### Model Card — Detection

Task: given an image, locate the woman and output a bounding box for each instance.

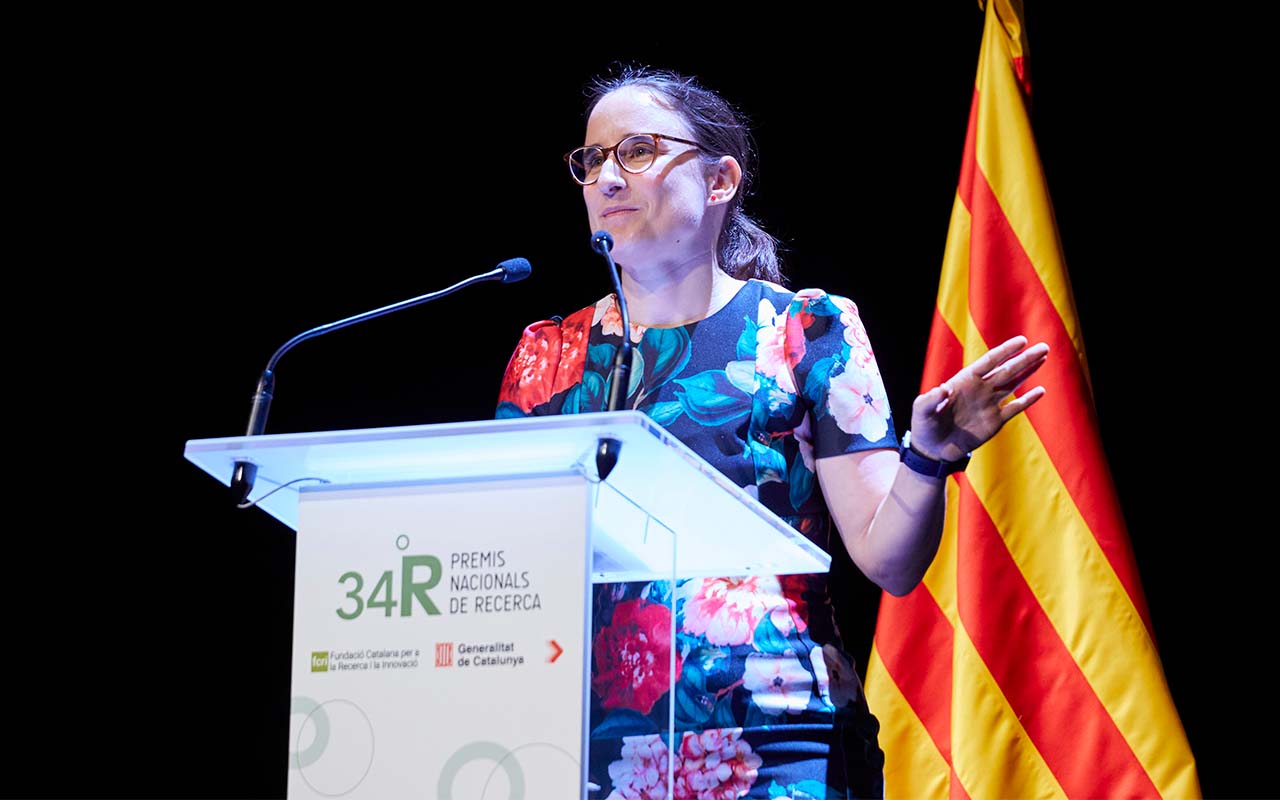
[498,68,1047,799]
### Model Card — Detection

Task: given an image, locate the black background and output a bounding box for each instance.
[17,7,1266,798]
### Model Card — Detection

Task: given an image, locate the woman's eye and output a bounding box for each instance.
[622,144,654,163]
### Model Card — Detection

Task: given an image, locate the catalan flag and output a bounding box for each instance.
[863,2,1200,797]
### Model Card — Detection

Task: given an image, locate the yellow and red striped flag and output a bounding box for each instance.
[864,2,1200,797]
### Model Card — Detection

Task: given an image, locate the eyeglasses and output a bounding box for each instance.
[564,132,703,185]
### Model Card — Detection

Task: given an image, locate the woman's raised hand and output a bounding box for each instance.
[907,336,1049,463]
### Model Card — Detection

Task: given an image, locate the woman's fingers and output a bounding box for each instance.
[969,335,1030,379]
[915,383,951,415]
[1002,360,1048,397]
[978,341,1049,388]
[935,384,954,414]
[999,385,1047,421]
[991,348,1049,394]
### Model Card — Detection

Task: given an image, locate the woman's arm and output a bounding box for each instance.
[817,336,1048,596]
[816,449,945,596]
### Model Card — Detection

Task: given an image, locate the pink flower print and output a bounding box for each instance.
[742,651,814,715]
[831,295,876,364]
[827,365,890,442]
[830,293,856,316]
[594,295,624,337]
[847,344,877,374]
[743,651,813,716]
[606,734,673,800]
[681,576,781,646]
[843,316,872,354]
[755,300,797,394]
[605,730,762,800]
[594,296,646,342]
[675,729,762,800]
[844,321,870,351]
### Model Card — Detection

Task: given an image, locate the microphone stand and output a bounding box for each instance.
[230,259,531,504]
[592,232,630,481]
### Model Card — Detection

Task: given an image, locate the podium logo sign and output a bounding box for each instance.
[330,539,546,624]
[336,555,443,621]
[311,651,329,672]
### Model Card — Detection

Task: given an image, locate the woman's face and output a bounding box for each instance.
[582,86,722,268]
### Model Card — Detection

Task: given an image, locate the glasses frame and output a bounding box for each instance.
[564,132,703,186]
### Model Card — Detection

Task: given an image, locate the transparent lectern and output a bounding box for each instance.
[185,411,830,798]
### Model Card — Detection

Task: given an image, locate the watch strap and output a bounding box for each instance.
[899,430,971,478]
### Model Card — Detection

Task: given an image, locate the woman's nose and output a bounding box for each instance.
[595,152,627,195]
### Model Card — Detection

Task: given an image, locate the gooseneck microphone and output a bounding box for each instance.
[591,231,630,480]
[229,257,533,505]
[593,231,633,413]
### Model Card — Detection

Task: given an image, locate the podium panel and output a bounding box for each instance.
[289,473,626,797]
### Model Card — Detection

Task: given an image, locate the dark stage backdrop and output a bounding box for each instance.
[22,7,1262,798]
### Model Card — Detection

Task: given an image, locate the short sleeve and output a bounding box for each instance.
[786,289,897,458]
[495,304,594,418]
[496,320,562,417]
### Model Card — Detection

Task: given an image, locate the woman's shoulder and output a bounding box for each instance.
[560,293,618,330]
[748,280,859,317]
[510,293,610,337]
[497,296,604,415]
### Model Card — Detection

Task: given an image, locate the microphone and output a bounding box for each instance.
[590,231,631,480]
[497,257,532,283]
[591,231,613,256]
[229,258,533,505]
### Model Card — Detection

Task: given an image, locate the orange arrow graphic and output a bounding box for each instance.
[548,640,563,663]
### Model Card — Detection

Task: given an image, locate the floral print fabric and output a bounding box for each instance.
[497,279,895,798]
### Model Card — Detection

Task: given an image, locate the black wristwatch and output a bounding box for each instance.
[899,431,971,478]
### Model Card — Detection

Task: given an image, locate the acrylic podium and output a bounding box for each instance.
[184,411,830,798]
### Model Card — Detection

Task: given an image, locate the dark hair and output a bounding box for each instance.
[586,66,784,284]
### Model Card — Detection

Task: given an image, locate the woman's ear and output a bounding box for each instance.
[707,155,743,206]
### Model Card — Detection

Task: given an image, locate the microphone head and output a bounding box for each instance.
[498,257,532,283]
[591,230,614,255]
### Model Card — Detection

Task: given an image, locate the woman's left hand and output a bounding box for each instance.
[908,336,1049,463]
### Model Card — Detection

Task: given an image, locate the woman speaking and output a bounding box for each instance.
[498,67,1047,799]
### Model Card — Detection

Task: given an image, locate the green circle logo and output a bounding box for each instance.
[437,742,525,799]
[289,696,330,768]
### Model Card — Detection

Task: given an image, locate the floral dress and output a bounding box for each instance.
[497,279,896,799]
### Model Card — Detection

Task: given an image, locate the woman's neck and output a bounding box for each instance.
[618,251,747,328]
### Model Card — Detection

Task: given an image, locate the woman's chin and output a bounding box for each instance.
[603,236,644,265]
